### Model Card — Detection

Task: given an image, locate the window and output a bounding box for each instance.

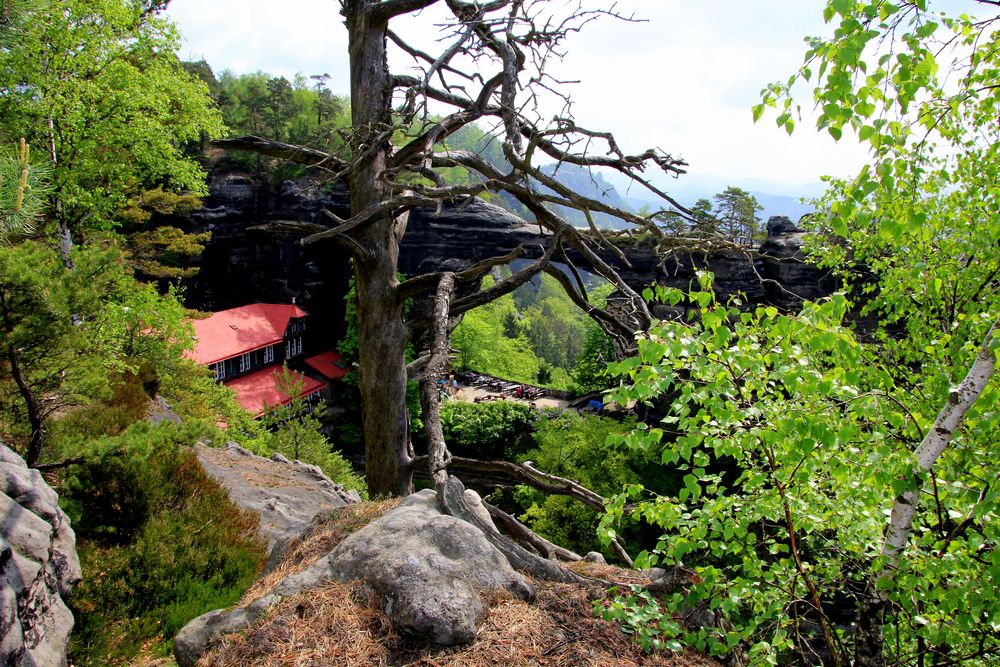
[214,362,226,381]
[286,336,302,358]
[263,345,274,364]
[239,352,252,373]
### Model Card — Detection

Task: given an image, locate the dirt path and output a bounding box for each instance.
[450,385,572,410]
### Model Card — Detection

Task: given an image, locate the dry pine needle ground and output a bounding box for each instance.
[200,500,721,667]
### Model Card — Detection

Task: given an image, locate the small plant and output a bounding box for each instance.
[64,421,267,666]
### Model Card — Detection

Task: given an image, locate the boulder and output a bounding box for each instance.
[0,445,82,667]
[194,443,360,565]
[276,488,534,644]
[175,488,535,665]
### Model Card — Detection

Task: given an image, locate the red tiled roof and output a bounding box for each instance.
[188,303,308,365]
[304,350,350,380]
[225,366,327,417]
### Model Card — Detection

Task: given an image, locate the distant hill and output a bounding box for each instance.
[535,163,634,230]
[748,191,814,224]
[604,170,822,226]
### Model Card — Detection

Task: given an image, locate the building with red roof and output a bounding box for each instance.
[225,365,326,417]
[304,350,351,380]
[189,303,309,381]
[188,303,327,418]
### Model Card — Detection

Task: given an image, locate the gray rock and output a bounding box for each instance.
[174,488,535,663]
[146,396,181,425]
[0,445,81,667]
[194,443,358,562]
[583,551,606,564]
[276,489,534,645]
[174,594,279,667]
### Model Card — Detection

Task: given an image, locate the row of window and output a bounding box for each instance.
[211,338,305,381]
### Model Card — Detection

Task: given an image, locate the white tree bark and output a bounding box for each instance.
[881,317,998,570]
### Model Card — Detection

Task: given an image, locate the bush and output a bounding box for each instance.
[511,410,673,560]
[439,400,536,460]
[64,421,267,666]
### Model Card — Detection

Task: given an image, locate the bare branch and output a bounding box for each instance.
[445,455,634,566]
[301,193,453,245]
[483,501,582,562]
[210,136,345,171]
[401,245,525,299]
[372,0,438,23]
[449,235,559,316]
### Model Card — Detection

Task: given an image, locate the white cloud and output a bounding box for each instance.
[166,0,870,191]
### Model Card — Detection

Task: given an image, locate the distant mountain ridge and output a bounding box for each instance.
[503,160,817,229]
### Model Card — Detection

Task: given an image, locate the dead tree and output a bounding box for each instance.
[215,0,701,499]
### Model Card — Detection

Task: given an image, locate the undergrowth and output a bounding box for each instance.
[64,421,267,666]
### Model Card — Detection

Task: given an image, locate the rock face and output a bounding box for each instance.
[180,170,833,336]
[759,216,838,309]
[174,488,534,666]
[185,172,353,339]
[194,443,360,566]
[0,445,81,667]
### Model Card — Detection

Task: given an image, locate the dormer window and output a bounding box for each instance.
[239,352,252,373]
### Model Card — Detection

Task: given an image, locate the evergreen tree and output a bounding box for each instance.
[0,0,223,261]
[712,186,763,244]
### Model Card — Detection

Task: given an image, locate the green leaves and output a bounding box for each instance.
[603,259,999,661]
[0,0,224,233]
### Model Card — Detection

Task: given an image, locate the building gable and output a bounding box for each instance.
[189,303,308,365]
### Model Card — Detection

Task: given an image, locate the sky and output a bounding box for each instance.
[165,0,874,197]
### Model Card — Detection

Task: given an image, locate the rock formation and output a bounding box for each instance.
[0,445,81,667]
[174,488,535,665]
[179,170,834,332]
[194,443,360,567]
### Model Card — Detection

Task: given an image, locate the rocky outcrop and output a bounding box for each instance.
[174,488,535,665]
[180,170,833,330]
[194,443,360,567]
[0,445,81,667]
[759,216,838,308]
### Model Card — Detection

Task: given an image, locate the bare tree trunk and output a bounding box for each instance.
[855,318,998,666]
[346,0,414,497]
[419,272,455,492]
[6,347,44,467]
[418,273,591,583]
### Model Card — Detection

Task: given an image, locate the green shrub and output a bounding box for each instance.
[64,421,266,666]
[439,400,536,460]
